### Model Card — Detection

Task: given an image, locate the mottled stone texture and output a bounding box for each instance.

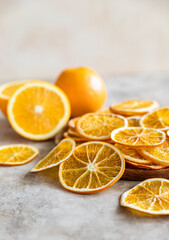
[0,76,169,240]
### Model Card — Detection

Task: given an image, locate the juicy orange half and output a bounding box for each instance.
[111,127,165,148]
[121,178,169,215]
[0,144,39,165]
[7,81,71,140]
[31,138,75,172]
[59,141,125,194]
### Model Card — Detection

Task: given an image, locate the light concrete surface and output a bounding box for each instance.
[0,76,169,240]
[1,0,169,80]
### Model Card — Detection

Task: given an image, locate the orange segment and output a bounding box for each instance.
[111,127,165,148]
[110,100,159,116]
[0,144,39,165]
[140,107,169,131]
[127,116,140,127]
[121,178,169,215]
[31,138,75,172]
[76,113,128,140]
[7,82,71,140]
[59,141,125,194]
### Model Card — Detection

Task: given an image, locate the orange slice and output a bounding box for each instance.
[167,131,169,138]
[59,141,125,194]
[67,128,80,137]
[7,81,71,140]
[76,113,128,140]
[127,116,140,127]
[114,143,151,165]
[110,100,159,116]
[97,108,112,114]
[138,139,169,166]
[121,178,169,215]
[68,117,79,130]
[31,138,75,172]
[126,161,165,170]
[0,144,39,165]
[140,107,169,131]
[0,80,28,116]
[111,127,165,148]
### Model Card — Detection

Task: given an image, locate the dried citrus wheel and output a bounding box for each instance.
[0,80,28,116]
[126,160,165,170]
[121,178,169,215]
[138,139,169,166]
[31,138,75,172]
[59,141,125,194]
[114,144,151,165]
[63,132,86,142]
[140,107,169,131]
[67,128,80,137]
[111,127,165,148]
[97,108,112,114]
[127,116,140,127]
[0,144,39,165]
[7,81,71,140]
[76,113,128,140]
[68,117,79,130]
[110,100,159,116]
[167,131,169,138]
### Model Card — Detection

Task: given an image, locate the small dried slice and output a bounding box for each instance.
[138,139,169,166]
[111,127,165,148]
[31,138,75,172]
[114,143,151,165]
[127,116,140,127]
[59,141,125,194]
[97,108,112,114]
[126,160,166,170]
[0,144,39,165]
[76,113,128,140]
[121,178,169,215]
[110,100,159,116]
[67,128,80,137]
[167,131,169,138]
[68,117,79,130]
[140,107,169,131]
[63,132,86,142]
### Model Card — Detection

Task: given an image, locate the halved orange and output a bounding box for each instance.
[31,138,75,172]
[127,116,140,127]
[0,144,39,165]
[76,113,128,140]
[138,138,169,166]
[110,100,159,116]
[7,81,71,140]
[121,178,169,215]
[59,141,125,194]
[140,107,169,131]
[68,117,79,130]
[111,127,165,148]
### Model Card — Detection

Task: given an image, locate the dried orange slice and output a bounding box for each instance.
[0,144,39,165]
[97,108,112,114]
[68,117,79,130]
[111,127,165,148]
[167,131,169,138]
[110,100,159,116]
[76,113,128,140]
[63,132,86,142]
[140,107,169,131]
[59,141,125,194]
[138,139,169,166]
[114,144,151,165]
[7,81,71,140]
[126,161,165,170]
[121,178,169,215]
[127,116,140,127]
[31,138,75,172]
[67,128,80,137]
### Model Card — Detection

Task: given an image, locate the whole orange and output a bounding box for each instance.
[55,67,107,117]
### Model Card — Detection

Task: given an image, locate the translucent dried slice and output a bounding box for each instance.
[63,132,86,142]
[126,160,166,170]
[68,117,79,130]
[127,116,140,127]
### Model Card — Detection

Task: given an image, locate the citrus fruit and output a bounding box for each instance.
[126,161,165,170]
[110,100,159,116]
[76,113,128,140]
[97,108,112,114]
[140,107,169,131]
[138,138,169,166]
[0,144,39,165]
[59,141,125,194]
[167,131,169,138]
[63,132,86,142]
[68,117,79,130]
[0,80,28,116]
[111,127,165,148]
[31,138,75,172]
[121,178,169,215]
[127,116,140,127]
[67,128,80,137]
[56,67,107,117]
[7,81,71,140]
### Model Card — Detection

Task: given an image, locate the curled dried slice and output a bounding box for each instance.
[127,116,140,127]
[68,117,79,130]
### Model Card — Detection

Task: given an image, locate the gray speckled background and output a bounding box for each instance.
[1,76,169,240]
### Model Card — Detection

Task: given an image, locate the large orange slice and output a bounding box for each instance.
[121,178,169,215]
[0,144,39,165]
[110,100,159,116]
[76,113,128,140]
[31,138,75,172]
[111,127,165,148]
[140,107,169,131]
[59,141,125,194]
[7,81,71,140]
